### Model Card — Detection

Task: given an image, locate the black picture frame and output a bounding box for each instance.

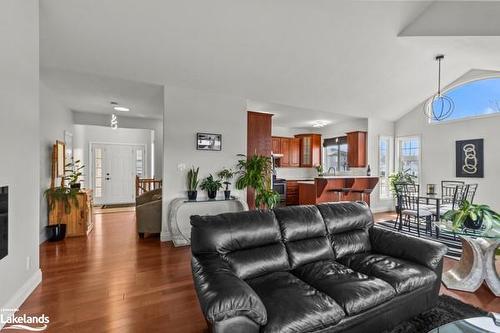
[456,139,484,178]
[196,133,222,151]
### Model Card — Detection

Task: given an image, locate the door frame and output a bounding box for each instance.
[89,142,148,205]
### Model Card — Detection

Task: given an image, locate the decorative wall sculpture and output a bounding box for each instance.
[456,139,484,178]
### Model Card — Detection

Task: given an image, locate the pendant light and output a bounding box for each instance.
[424,55,454,121]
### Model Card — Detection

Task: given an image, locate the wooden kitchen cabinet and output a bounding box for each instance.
[280,138,290,166]
[346,131,367,167]
[286,180,299,205]
[48,190,94,237]
[295,134,322,167]
[289,138,300,167]
[272,137,281,155]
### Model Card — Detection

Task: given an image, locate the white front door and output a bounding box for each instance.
[92,144,144,205]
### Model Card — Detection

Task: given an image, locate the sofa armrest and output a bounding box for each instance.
[192,254,267,327]
[370,226,447,271]
[136,200,162,233]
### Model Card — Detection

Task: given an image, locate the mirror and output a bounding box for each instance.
[55,140,66,178]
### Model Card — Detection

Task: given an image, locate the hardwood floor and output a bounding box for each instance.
[10,210,499,333]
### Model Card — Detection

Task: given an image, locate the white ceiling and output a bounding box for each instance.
[39,0,500,121]
[41,67,164,119]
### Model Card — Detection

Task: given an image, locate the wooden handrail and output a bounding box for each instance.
[136,176,163,196]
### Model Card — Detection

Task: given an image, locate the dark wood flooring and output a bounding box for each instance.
[9,210,499,332]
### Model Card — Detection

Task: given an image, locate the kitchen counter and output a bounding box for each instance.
[298,176,379,206]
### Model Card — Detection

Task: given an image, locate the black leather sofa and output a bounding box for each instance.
[191,202,447,333]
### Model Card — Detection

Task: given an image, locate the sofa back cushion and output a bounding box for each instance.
[274,205,334,269]
[191,210,289,280]
[317,202,373,259]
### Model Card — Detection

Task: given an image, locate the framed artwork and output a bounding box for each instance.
[197,133,222,151]
[456,139,484,178]
[56,140,66,178]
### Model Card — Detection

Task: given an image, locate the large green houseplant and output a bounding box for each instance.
[388,169,417,198]
[235,154,280,210]
[442,200,500,231]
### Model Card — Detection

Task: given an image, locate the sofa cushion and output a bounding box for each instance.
[247,271,345,333]
[293,260,396,316]
[274,206,334,268]
[191,210,289,279]
[317,202,373,259]
[339,253,437,294]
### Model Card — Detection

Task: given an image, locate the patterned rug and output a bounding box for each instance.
[384,295,488,333]
[377,220,462,260]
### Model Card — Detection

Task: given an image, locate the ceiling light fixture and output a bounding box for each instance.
[110,101,130,112]
[312,120,330,128]
[424,55,454,122]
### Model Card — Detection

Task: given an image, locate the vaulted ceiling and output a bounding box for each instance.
[40,0,500,121]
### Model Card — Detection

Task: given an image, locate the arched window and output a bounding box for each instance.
[430,77,500,122]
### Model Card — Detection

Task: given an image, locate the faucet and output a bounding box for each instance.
[327,167,336,176]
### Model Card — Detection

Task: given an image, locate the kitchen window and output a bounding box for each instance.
[323,136,348,173]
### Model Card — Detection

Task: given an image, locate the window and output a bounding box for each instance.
[430,77,500,123]
[396,136,420,182]
[378,136,393,199]
[94,148,103,198]
[136,148,144,177]
[323,137,348,173]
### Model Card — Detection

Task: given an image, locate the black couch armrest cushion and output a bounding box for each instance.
[370,226,448,270]
[192,254,267,326]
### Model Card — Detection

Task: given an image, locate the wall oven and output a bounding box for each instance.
[272,178,287,207]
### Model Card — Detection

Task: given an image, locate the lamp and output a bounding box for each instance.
[424,55,454,122]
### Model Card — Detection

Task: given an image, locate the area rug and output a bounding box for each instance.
[384,295,487,333]
[377,220,462,260]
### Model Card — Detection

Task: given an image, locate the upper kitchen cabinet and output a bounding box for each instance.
[346,131,367,167]
[272,137,292,167]
[295,134,322,167]
[289,138,300,167]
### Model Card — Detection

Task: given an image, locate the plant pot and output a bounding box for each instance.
[46,224,67,242]
[187,190,198,201]
[224,190,231,200]
[463,217,483,230]
[70,183,81,190]
[207,190,217,199]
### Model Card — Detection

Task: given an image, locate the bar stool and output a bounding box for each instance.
[352,188,372,204]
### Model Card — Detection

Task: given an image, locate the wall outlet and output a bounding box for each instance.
[26,256,30,270]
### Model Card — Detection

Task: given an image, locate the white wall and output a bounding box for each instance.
[317,118,368,139]
[0,0,41,325]
[396,103,500,211]
[367,117,395,212]
[73,111,163,179]
[162,86,247,241]
[73,125,154,192]
[39,83,74,243]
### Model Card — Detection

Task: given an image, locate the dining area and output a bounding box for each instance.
[388,180,500,298]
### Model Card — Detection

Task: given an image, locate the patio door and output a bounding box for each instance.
[92,144,144,205]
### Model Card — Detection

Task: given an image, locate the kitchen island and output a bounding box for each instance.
[298,176,379,206]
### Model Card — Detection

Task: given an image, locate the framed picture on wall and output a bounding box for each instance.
[456,139,484,178]
[197,133,222,151]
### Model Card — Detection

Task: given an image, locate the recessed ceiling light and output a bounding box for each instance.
[311,120,331,128]
[113,106,130,112]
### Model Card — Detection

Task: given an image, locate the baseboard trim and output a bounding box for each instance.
[0,269,42,330]
[160,231,172,242]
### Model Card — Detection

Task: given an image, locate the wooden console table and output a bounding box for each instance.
[48,190,94,237]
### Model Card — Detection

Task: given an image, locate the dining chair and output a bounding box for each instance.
[398,184,433,237]
[441,180,465,204]
[429,183,468,218]
[465,183,478,204]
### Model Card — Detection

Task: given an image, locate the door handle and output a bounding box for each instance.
[106,178,110,181]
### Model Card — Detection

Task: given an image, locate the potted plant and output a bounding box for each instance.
[217,168,234,200]
[64,160,84,189]
[388,169,417,213]
[200,174,223,199]
[442,201,500,231]
[315,165,324,177]
[44,186,80,241]
[235,154,280,210]
[187,166,200,200]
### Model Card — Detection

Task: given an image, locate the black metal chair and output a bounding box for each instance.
[465,183,478,204]
[441,180,465,204]
[397,183,432,237]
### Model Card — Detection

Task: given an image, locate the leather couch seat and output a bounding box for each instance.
[247,271,345,333]
[293,260,396,316]
[339,253,437,294]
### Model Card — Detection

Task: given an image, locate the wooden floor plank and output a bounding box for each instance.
[7,210,499,332]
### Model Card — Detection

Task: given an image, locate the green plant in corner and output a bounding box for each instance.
[235,154,280,210]
[442,200,500,232]
[388,169,417,198]
[44,186,80,214]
